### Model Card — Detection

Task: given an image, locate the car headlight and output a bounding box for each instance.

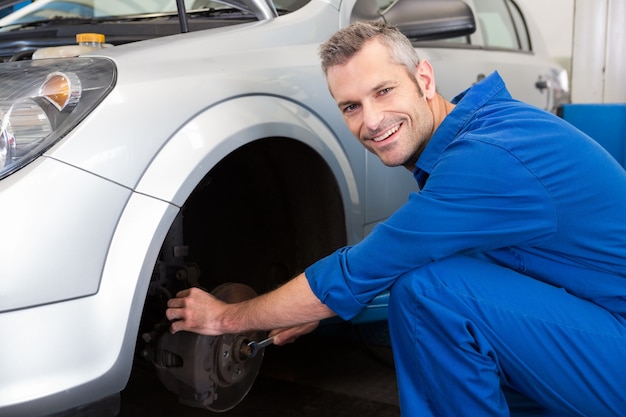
[0,57,116,180]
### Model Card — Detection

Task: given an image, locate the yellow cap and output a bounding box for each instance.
[76,33,105,44]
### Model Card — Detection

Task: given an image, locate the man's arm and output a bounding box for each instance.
[166,272,336,342]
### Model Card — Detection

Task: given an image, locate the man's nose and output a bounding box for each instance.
[362,101,383,131]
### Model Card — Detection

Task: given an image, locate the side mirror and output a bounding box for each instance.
[352,0,476,41]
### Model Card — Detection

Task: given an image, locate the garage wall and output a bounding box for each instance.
[570,0,625,103]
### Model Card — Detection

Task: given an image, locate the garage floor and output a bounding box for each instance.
[119,322,563,417]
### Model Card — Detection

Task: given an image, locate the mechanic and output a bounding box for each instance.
[166,21,626,416]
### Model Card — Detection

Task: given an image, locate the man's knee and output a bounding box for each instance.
[388,255,497,314]
[390,257,460,298]
[388,259,447,314]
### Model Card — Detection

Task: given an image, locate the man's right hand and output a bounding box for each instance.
[165,273,336,338]
[269,321,320,345]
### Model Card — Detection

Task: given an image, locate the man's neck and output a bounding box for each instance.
[402,94,455,171]
[431,93,456,132]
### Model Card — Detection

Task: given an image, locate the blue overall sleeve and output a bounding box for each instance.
[307,136,556,319]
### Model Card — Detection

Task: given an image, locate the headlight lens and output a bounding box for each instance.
[0,57,116,179]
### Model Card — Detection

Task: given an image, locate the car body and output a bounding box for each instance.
[0,0,569,415]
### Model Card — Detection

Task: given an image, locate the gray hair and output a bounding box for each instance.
[319,21,420,76]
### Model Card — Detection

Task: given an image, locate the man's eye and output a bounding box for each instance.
[379,87,392,96]
[343,104,358,113]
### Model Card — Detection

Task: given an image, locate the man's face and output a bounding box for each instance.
[326,39,435,169]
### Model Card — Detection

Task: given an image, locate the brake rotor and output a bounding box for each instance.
[155,283,266,412]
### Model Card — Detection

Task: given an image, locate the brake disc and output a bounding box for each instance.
[155,283,266,412]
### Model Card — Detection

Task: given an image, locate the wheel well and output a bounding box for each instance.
[180,137,347,294]
[134,137,348,397]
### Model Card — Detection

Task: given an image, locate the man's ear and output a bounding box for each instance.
[415,60,436,100]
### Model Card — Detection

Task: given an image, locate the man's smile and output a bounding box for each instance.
[369,122,402,143]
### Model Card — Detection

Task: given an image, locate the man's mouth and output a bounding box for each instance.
[372,124,400,142]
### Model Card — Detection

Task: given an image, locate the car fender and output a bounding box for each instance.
[0,189,177,416]
[134,94,362,237]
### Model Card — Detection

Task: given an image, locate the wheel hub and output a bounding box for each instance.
[155,283,266,412]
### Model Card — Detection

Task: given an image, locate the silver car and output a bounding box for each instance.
[0,0,568,415]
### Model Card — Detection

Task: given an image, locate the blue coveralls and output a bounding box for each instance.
[306,72,626,416]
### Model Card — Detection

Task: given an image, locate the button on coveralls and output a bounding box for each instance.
[306,72,626,416]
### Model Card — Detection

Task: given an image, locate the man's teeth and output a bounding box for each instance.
[373,125,399,142]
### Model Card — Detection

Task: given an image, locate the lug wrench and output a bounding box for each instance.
[240,336,275,359]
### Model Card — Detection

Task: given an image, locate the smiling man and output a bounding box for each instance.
[167,21,626,416]
[326,34,446,170]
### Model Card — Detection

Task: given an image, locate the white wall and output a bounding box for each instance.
[570,0,625,103]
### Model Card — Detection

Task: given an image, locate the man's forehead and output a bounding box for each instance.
[326,41,401,99]
[350,37,388,61]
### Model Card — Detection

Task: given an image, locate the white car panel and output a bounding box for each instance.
[0,191,178,416]
[0,157,130,311]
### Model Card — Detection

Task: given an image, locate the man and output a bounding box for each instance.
[167,21,626,416]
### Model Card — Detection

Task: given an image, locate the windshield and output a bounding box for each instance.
[0,0,308,28]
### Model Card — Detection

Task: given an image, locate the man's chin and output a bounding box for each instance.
[368,148,407,167]
[380,158,404,168]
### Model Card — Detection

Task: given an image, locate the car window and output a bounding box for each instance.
[473,0,528,51]
[506,0,530,51]
[382,0,470,47]
[429,35,470,46]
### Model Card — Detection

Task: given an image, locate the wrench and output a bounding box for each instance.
[240,336,274,359]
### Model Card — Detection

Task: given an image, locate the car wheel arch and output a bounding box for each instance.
[134,95,360,287]
[134,95,360,213]
[122,96,361,395]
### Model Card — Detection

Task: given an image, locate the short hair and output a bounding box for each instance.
[319,21,420,76]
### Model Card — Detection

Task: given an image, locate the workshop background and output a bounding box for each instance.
[522,0,625,167]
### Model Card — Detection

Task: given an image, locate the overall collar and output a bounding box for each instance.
[413,71,510,187]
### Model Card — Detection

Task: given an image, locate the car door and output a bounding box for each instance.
[417,0,568,112]
[466,0,568,112]
[472,0,557,110]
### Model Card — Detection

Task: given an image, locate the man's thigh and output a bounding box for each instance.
[390,255,626,416]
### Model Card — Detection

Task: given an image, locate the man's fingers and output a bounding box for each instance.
[168,319,185,334]
[165,291,191,322]
[165,306,181,321]
[164,287,230,336]
[167,288,191,306]
[175,288,192,298]
[164,287,216,335]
